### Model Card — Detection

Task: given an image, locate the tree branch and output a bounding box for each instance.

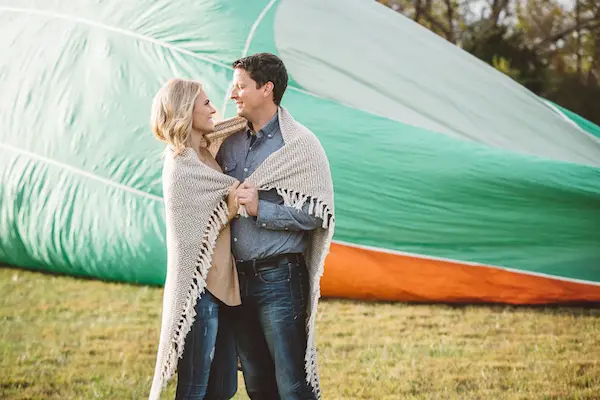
[419,1,452,39]
[587,23,600,85]
[414,0,423,22]
[490,0,510,26]
[445,0,456,43]
[535,18,600,49]
[576,0,582,79]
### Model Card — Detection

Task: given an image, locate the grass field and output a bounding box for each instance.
[1,267,599,400]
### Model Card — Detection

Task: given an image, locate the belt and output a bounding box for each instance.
[235,253,303,274]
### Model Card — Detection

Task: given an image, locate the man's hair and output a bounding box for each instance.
[232,53,288,106]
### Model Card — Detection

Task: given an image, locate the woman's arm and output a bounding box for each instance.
[221,181,240,230]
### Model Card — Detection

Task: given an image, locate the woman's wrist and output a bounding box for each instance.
[226,211,236,223]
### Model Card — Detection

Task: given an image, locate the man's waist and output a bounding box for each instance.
[230,220,308,262]
[235,253,304,274]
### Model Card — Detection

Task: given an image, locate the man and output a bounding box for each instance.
[216,53,322,399]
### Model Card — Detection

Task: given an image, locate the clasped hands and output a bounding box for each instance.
[226,180,258,220]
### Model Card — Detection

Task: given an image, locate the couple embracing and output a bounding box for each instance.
[148,53,335,400]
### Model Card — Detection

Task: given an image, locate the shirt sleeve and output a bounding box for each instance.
[256,199,323,231]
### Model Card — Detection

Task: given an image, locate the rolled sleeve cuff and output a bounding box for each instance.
[256,200,279,229]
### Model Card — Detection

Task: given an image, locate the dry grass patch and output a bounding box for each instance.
[1,267,599,399]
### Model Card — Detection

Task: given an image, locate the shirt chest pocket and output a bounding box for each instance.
[222,161,238,174]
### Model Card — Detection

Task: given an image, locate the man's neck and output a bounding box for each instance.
[248,104,278,134]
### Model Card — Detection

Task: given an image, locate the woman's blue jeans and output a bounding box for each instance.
[175,291,237,400]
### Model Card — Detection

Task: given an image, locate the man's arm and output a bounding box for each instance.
[236,182,323,231]
[256,199,322,231]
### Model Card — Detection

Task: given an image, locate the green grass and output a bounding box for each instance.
[1,267,600,399]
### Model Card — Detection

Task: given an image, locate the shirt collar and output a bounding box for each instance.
[247,112,279,140]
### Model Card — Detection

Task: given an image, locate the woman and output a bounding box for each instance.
[150,78,241,400]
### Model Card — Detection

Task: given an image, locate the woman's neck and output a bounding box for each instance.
[190,130,208,156]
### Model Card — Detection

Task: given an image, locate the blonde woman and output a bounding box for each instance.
[150,79,240,400]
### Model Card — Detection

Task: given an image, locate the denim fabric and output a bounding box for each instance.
[175,291,237,400]
[228,257,317,400]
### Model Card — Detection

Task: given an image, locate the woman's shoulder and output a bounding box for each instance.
[161,147,196,177]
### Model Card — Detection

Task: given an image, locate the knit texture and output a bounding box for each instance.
[149,107,335,399]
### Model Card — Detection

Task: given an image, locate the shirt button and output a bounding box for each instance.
[233,238,238,242]
[243,168,248,172]
[261,223,266,227]
[267,134,272,138]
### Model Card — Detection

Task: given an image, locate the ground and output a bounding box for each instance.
[1,267,599,399]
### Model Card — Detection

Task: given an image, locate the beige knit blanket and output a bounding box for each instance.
[149,107,335,399]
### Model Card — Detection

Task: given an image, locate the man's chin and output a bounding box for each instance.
[236,108,248,119]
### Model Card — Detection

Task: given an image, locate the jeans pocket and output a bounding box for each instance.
[237,271,247,298]
[290,263,308,321]
[257,264,291,284]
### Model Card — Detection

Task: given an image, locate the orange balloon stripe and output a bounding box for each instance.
[320,242,600,304]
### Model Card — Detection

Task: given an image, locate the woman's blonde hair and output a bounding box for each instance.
[150,78,203,156]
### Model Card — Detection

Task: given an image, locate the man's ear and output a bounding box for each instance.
[263,81,274,99]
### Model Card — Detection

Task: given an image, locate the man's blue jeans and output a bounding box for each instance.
[228,255,317,400]
[175,291,237,400]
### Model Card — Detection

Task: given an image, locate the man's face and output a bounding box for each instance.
[230,68,266,120]
[192,88,216,133]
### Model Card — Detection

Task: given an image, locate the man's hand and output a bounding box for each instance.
[236,181,259,216]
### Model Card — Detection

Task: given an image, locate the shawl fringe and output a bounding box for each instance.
[151,200,229,397]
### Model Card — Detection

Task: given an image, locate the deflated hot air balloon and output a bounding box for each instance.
[1,0,599,304]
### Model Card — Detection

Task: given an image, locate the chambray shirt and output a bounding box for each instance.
[216,112,322,261]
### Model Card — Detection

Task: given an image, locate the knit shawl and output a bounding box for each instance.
[149,107,335,399]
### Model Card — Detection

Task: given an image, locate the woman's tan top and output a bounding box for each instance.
[197,148,241,306]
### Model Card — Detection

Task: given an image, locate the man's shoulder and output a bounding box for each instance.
[286,116,319,144]
[279,107,314,137]
[280,110,328,159]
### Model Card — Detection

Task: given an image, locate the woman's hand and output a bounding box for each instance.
[226,181,241,221]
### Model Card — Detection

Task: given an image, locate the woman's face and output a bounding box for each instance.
[192,89,217,133]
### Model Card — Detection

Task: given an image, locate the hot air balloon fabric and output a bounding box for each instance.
[1,0,599,304]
